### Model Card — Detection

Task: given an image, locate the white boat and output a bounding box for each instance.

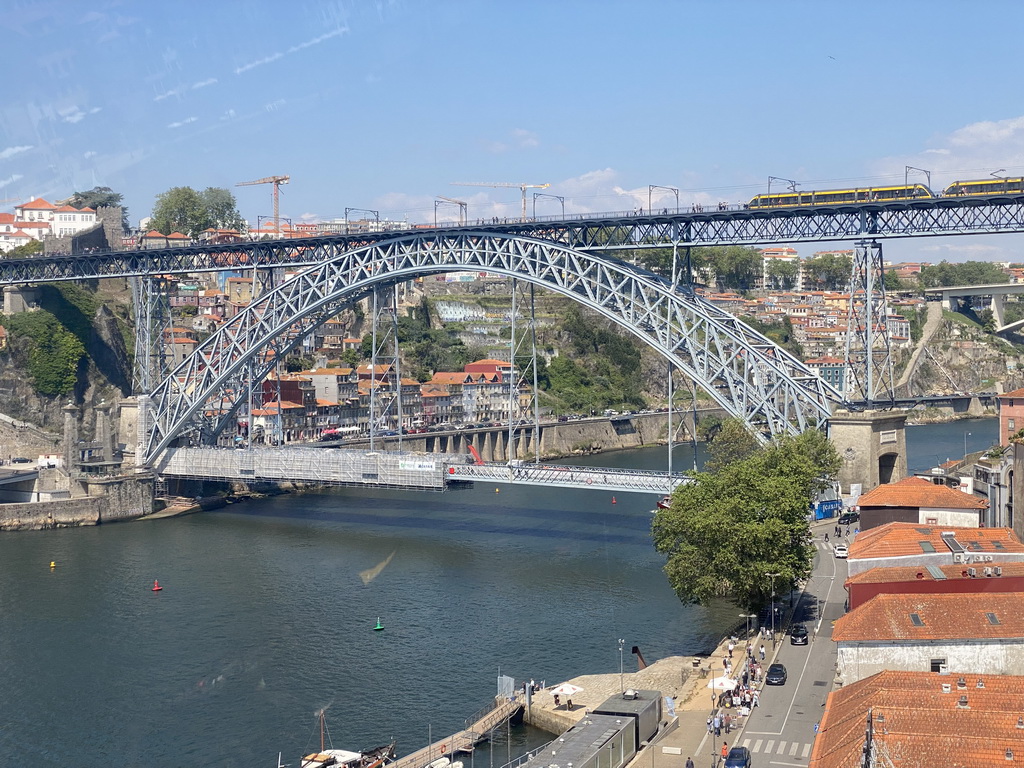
[293,710,396,768]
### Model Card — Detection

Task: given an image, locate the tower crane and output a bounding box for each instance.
[236,175,290,236]
[452,182,550,222]
[434,195,468,226]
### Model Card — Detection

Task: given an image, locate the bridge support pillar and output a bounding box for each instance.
[992,294,1007,329]
[830,409,907,496]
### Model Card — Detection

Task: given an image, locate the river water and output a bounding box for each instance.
[0,418,997,766]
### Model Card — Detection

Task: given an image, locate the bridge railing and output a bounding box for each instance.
[447,462,689,494]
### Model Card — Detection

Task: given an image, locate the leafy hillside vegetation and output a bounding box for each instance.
[543,304,646,413]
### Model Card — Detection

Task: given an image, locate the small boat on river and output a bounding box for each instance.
[656,495,672,510]
[294,710,396,768]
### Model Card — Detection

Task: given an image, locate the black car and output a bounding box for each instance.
[838,511,859,525]
[765,662,788,685]
[10,457,31,464]
[724,747,751,768]
[790,624,809,645]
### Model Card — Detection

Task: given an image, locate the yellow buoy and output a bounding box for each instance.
[49,561,56,569]
[495,488,500,493]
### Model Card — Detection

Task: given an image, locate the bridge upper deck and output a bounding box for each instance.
[5,193,1024,285]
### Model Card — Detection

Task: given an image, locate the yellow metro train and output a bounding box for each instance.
[747,176,1024,208]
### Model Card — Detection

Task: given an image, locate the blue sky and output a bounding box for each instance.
[4,0,1024,262]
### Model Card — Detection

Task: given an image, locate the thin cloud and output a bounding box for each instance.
[83,150,97,159]
[288,27,347,53]
[0,174,24,189]
[0,145,33,161]
[168,116,199,129]
[154,86,186,102]
[512,128,539,149]
[234,52,284,75]
[192,78,218,90]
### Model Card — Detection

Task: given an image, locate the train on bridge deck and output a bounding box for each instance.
[747,176,1024,208]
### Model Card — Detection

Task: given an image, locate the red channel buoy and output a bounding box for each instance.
[611,496,617,504]
[152,579,163,592]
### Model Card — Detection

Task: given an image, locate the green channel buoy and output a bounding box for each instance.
[374,617,384,631]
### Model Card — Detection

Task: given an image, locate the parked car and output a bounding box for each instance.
[11,457,31,464]
[765,662,788,685]
[724,747,751,768]
[790,623,809,645]
[833,543,849,559]
[838,511,859,525]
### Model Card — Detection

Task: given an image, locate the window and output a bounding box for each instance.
[1010,419,1016,431]
[910,613,925,627]
[930,658,947,673]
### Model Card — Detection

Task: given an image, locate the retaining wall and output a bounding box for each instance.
[0,474,154,531]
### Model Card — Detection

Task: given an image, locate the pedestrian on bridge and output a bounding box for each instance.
[759,644,766,661]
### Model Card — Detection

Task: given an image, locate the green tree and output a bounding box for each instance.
[652,429,840,611]
[709,246,762,290]
[151,186,212,238]
[704,417,760,473]
[883,270,905,292]
[68,186,129,229]
[3,310,85,396]
[6,240,43,258]
[802,252,852,290]
[340,349,361,368]
[766,259,799,290]
[918,260,1009,288]
[199,187,245,231]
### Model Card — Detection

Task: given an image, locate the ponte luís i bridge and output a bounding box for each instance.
[8,192,1024,493]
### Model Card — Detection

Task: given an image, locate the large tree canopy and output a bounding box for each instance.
[151,186,244,238]
[652,429,840,612]
[67,186,128,230]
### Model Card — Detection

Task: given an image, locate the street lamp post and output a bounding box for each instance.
[648,184,680,214]
[618,638,624,694]
[739,612,755,640]
[344,207,379,235]
[532,192,565,220]
[904,165,932,191]
[766,572,781,646]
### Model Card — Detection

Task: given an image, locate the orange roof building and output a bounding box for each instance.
[856,476,987,531]
[809,670,1024,768]
[997,386,1024,446]
[833,592,1024,684]
[845,561,1024,610]
[847,522,1024,577]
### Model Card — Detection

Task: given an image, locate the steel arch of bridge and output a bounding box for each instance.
[140,232,843,463]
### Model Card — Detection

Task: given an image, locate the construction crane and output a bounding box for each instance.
[434,195,468,226]
[452,182,550,222]
[236,175,290,236]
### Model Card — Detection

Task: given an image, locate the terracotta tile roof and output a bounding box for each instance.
[833,591,1024,642]
[467,358,510,366]
[810,670,1024,768]
[431,372,471,385]
[305,368,354,376]
[857,476,988,509]
[999,387,1024,399]
[845,561,1024,585]
[15,220,50,228]
[18,198,54,209]
[848,523,1023,560]
[315,398,337,407]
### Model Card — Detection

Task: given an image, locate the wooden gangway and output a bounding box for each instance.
[389,696,524,768]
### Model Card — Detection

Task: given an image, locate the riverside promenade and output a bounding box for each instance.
[525,621,798,768]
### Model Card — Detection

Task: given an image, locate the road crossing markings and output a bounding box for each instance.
[752,739,763,752]
[789,742,799,756]
[765,740,775,754]
[776,741,788,754]
[802,744,811,758]
[742,738,813,761]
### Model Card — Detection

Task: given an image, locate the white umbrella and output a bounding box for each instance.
[707,676,738,690]
[549,682,583,696]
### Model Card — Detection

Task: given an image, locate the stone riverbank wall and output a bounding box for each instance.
[0,473,154,531]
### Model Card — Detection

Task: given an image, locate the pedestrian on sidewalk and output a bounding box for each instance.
[713,713,721,737]
[721,743,729,762]
[707,716,713,734]
[686,758,695,768]
[724,713,732,734]
[759,644,766,661]
[728,640,735,658]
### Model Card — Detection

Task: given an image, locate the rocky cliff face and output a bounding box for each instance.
[0,295,132,438]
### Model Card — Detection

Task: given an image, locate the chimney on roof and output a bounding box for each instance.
[957,694,969,709]
[957,677,967,690]
[942,683,952,693]
[977,678,985,688]
[1016,716,1024,729]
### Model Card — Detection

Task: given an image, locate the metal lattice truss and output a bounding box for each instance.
[7,197,1024,287]
[140,232,843,464]
[844,241,895,403]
